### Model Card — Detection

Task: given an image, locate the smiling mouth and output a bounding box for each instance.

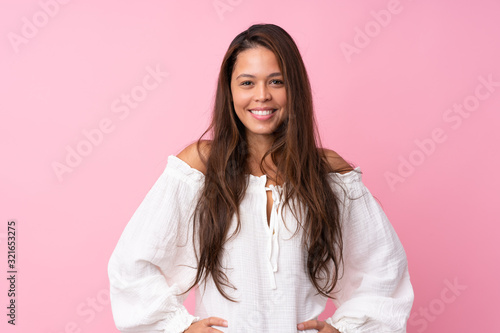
[249,109,277,115]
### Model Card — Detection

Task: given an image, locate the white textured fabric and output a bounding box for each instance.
[108,155,414,333]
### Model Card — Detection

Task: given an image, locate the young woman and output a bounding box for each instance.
[108,24,414,332]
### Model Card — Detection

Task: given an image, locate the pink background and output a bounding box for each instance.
[1,0,499,332]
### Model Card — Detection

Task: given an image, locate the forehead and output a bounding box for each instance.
[232,46,281,75]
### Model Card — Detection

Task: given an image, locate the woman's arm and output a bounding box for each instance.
[324,169,414,332]
[108,160,201,333]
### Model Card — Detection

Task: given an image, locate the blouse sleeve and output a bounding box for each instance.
[107,158,203,333]
[325,168,414,333]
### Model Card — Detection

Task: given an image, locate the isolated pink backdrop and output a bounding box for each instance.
[1,0,499,332]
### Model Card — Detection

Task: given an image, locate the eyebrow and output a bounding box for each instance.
[235,72,282,80]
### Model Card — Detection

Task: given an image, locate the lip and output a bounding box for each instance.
[248,108,277,121]
[249,107,276,111]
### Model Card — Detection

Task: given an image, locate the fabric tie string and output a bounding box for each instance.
[265,184,284,290]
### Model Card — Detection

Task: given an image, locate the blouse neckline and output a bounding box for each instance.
[167,155,362,186]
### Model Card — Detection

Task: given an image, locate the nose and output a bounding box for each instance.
[254,82,271,102]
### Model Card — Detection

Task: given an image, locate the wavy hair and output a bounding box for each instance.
[179,23,357,302]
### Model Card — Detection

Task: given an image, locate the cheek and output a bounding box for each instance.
[232,93,251,110]
[280,92,287,106]
[232,97,247,119]
[232,98,243,112]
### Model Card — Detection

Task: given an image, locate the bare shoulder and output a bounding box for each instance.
[319,148,354,175]
[176,140,212,175]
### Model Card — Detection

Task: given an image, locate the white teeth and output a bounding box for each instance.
[250,109,276,115]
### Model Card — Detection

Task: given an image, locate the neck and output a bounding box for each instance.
[245,132,277,176]
[246,132,273,160]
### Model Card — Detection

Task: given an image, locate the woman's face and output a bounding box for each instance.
[230,46,287,141]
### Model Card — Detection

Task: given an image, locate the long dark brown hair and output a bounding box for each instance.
[179,23,358,302]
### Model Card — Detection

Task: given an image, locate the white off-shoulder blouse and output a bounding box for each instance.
[108,155,414,333]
